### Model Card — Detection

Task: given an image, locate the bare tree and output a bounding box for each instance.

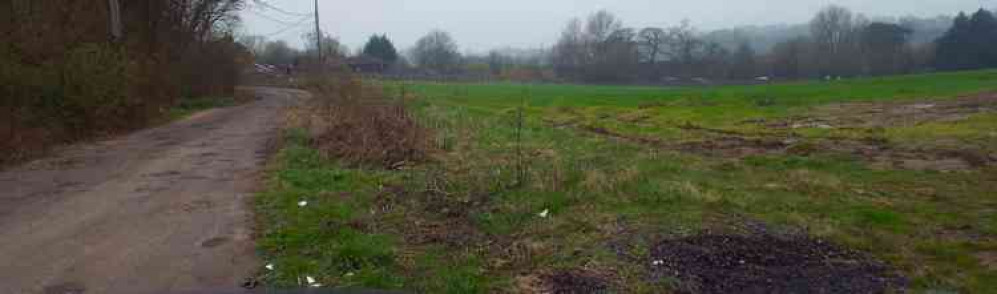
[302,32,347,61]
[666,20,704,77]
[552,18,587,79]
[638,27,669,65]
[411,30,461,73]
[810,5,857,76]
[586,10,623,43]
[552,11,637,82]
[237,34,268,56]
[167,0,246,44]
[811,5,853,55]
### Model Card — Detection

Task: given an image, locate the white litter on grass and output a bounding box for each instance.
[344,272,355,277]
[298,200,308,207]
[652,260,664,266]
[538,209,550,218]
[304,276,322,287]
[265,264,274,270]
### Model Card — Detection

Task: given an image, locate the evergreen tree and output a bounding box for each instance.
[936,13,971,70]
[969,9,997,67]
[361,34,399,63]
[935,10,997,70]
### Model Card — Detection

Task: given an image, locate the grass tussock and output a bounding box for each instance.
[302,76,434,169]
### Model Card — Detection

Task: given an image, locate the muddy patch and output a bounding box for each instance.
[977,251,997,271]
[577,124,993,172]
[681,136,789,157]
[518,270,610,294]
[145,170,182,178]
[201,236,231,248]
[649,233,906,294]
[766,92,997,129]
[43,281,86,294]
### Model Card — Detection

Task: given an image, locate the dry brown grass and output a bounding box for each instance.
[301,76,434,169]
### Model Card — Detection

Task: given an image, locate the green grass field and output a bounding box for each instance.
[256,70,997,293]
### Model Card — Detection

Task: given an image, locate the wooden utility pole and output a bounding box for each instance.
[108,0,122,41]
[313,0,323,71]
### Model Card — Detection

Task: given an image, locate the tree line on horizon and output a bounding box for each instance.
[243,5,997,83]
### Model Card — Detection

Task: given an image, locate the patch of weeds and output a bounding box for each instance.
[843,206,907,232]
[408,249,489,294]
[255,128,405,290]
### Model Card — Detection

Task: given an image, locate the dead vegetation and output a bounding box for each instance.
[294,76,434,169]
[762,92,997,129]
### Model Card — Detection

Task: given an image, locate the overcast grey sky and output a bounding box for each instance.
[240,0,995,53]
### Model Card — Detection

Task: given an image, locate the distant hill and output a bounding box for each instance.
[702,15,954,53]
[703,24,810,53]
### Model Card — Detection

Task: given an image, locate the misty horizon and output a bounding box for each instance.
[240,0,995,53]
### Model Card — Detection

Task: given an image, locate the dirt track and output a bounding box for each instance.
[0,87,307,294]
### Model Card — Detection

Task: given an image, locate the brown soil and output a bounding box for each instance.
[516,270,610,294]
[0,87,307,294]
[764,92,997,129]
[977,251,997,271]
[578,120,994,172]
[649,234,906,294]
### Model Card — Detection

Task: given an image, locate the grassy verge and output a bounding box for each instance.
[256,70,997,293]
[165,96,238,120]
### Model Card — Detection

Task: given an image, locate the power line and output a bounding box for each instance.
[247,9,313,26]
[254,0,311,17]
[267,26,311,39]
[314,0,323,68]
[263,15,315,37]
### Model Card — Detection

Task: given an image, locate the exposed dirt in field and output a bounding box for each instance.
[649,233,907,294]
[0,87,307,294]
[977,251,997,271]
[575,94,997,172]
[762,92,997,129]
[516,270,610,294]
[542,271,610,294]
[562,92,997,171]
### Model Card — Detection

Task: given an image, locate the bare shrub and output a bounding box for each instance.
[305,76,434,169]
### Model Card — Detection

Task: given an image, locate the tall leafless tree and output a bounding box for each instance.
[638,27,669,65]
[667,20,704,77]
[411,30,461,73]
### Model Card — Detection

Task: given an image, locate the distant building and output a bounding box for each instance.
[345,56,388,74]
